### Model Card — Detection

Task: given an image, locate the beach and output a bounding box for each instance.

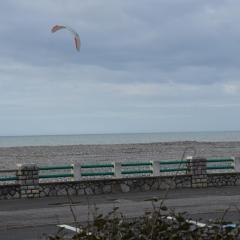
[0,141,239,169]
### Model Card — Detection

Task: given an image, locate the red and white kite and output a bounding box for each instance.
[51,25,80,51]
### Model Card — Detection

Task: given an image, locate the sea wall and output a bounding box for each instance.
[38,173,240,197]
[0,184,20,200]
[0,164,240,200]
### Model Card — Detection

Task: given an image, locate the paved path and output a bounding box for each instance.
[1,186,240,239]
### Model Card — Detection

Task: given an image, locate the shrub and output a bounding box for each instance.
[48,201,240,240]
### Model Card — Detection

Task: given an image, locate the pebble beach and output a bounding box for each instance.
[0,141,239,170]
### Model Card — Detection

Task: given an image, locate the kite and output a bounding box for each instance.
[51,25,80,51]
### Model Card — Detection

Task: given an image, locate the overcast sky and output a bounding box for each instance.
[0,0,240,136]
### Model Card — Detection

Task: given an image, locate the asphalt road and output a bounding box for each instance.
[1,186,240,239]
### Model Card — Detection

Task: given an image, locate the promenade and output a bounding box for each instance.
[1,186,240,239]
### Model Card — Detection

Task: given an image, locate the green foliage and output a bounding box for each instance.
[48,203,240,240]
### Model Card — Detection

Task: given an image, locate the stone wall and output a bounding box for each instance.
[1,172,240,200]
[0,158,239,200]
[16,164,40,198]
[190,157,208,188]
[36,173,240,198]
[38,175,192,198]
[0,184,20,200]
[207,173,240,187]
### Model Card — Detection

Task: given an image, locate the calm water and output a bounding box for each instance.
[0,131,240,147]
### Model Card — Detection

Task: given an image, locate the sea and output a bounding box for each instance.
[0,131,240,147]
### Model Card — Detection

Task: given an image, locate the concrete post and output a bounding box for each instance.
[190,157,207,188]
[16,164,39,198]
[71,163,82,181]
[151,161,160,176]
[232,157,238,172]
[185,156,192,174]
[114,162,122,178]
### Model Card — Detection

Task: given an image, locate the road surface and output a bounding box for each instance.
[1,186,240,239]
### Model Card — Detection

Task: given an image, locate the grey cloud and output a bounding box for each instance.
[1,1,240,134]
[1,1,240,73]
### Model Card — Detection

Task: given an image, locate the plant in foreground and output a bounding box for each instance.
[48,202,240,240]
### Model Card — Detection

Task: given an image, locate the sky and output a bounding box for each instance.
[1,0,240,136]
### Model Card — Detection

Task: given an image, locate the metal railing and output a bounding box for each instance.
[0,169,17,182]
[80,163,114,177]
[39,165,74,179]
[0,157,235,183]
[206,157,234,172]
[159,157,235,173]
[159,159,190,174]
[73,157,235,179]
